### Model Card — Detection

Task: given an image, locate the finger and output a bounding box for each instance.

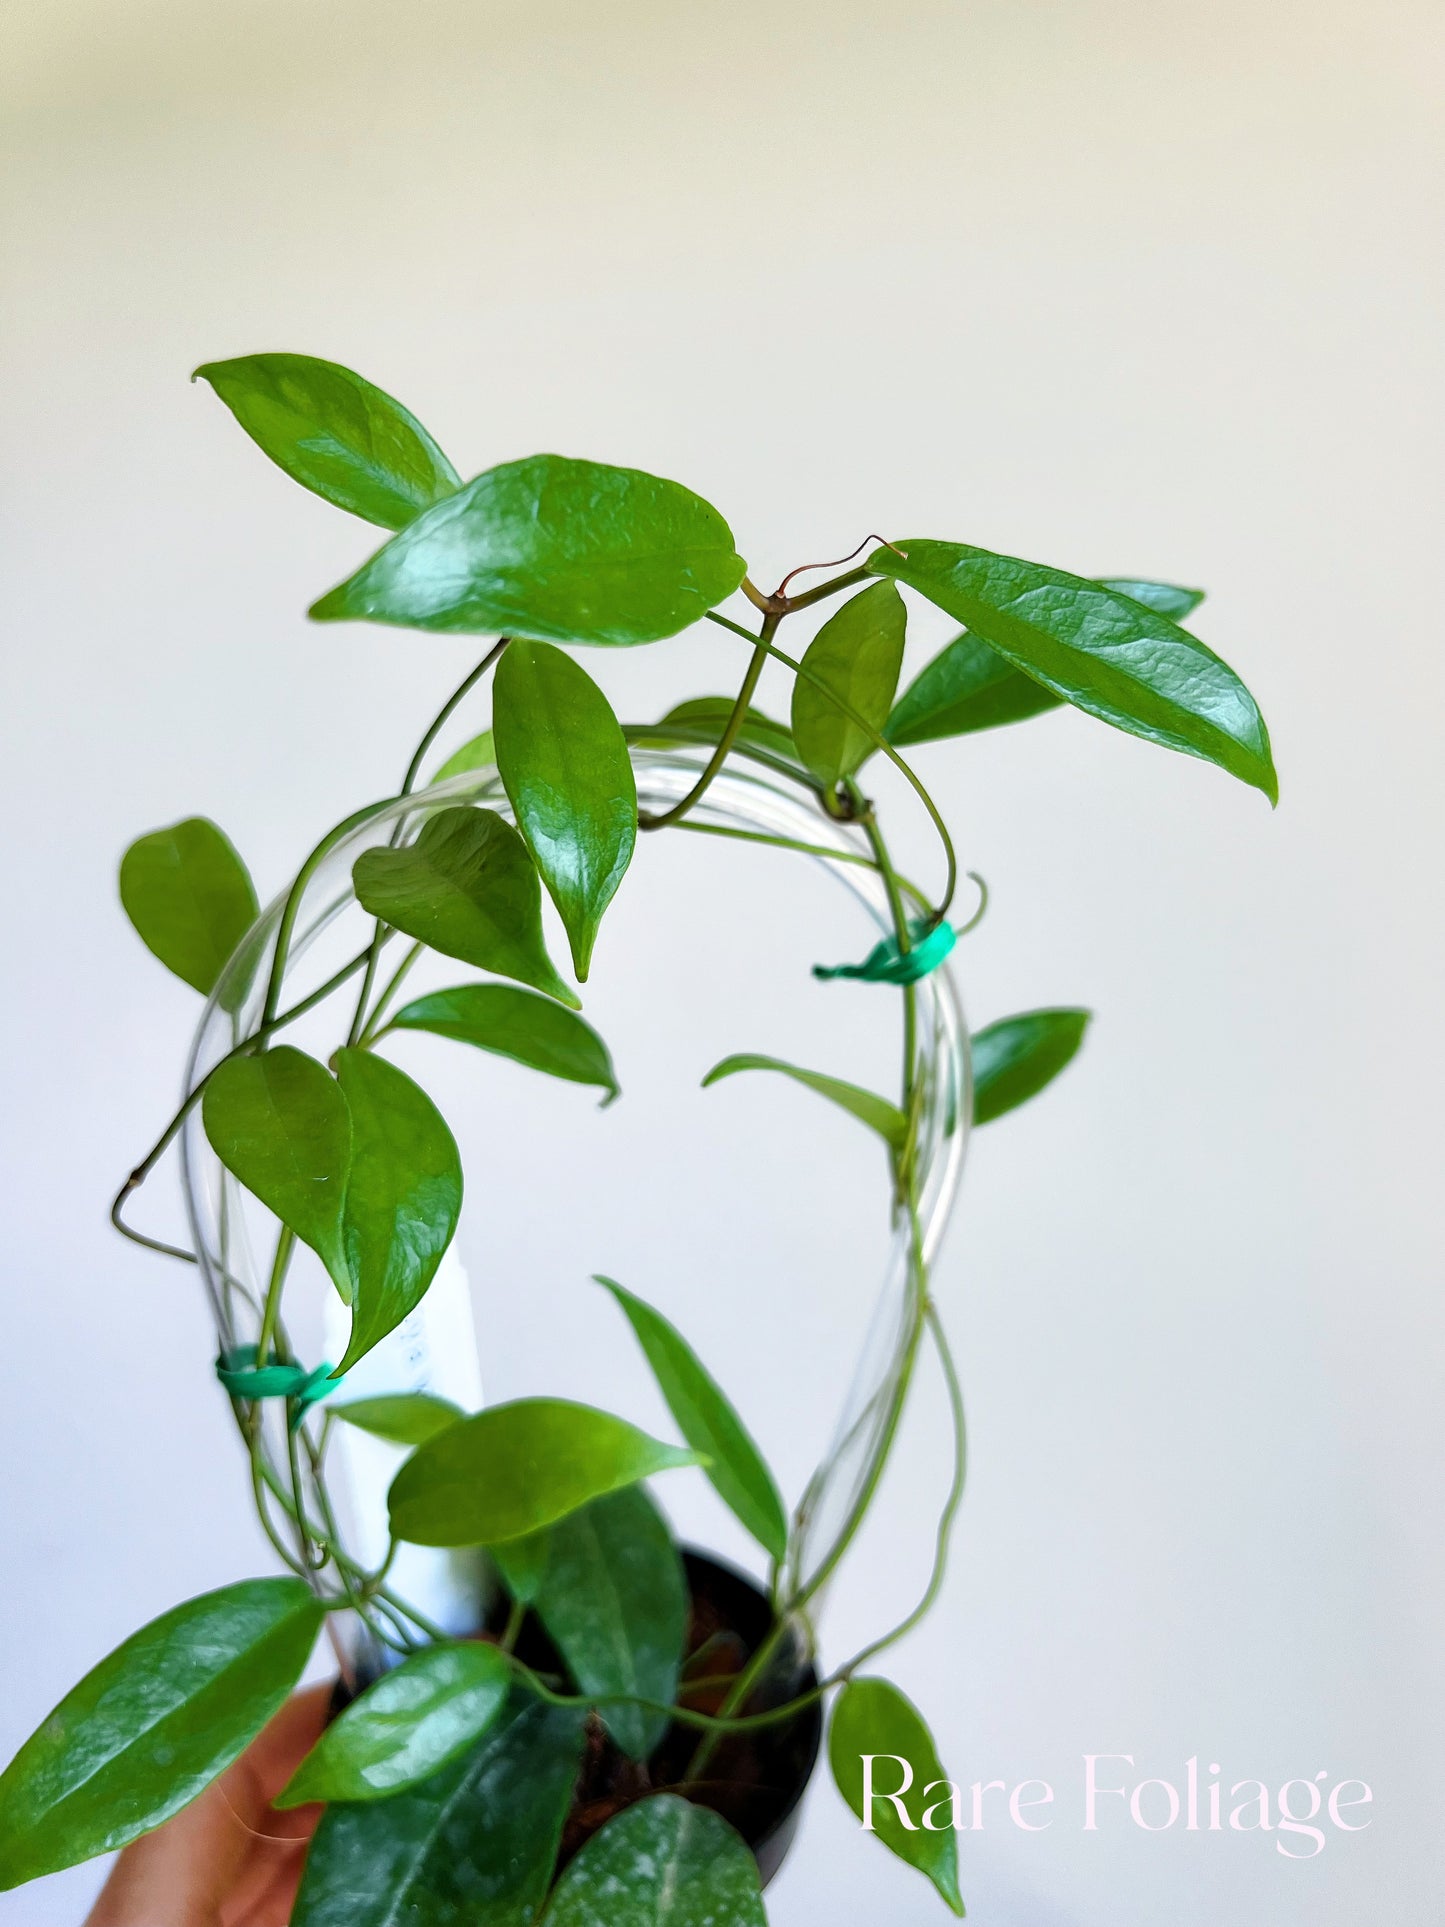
[83,1683,336,1927]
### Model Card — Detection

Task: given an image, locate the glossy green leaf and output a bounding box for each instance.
[598,1277,787,1564]
[309,453,746,647]
[828,1677,963,1916]
[517,1486,687,1760]
[702,1053,907,1151]
[201,1046,352,1297]
[353,806,578,1009]
[791,580,907,786]
[431,728,495,782]
[971,1008,1090,1125]
[885,630,1063,746]
[870,541,1275,800]
[332,1049,462,1374]
[119,817,259,1002]
[278,1642,511,1806]
[292,1695,583,1927]
[0,1578,322,1888]
[194,353,459,530]
[653,697,798,764]
[329,1392,464,1446]
[389,1398,703,1548]
[494,640,637,980]
[544,1793,767,1927]
[391,984,618,1101]
[1096,577,1205,620]
[886,578,1206,749]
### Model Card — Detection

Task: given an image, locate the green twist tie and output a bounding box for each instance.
[813,918,957,986]
[216,1346,341,1429]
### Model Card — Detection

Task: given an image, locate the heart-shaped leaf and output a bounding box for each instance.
[201,1046,352,1297]
[885,578,1206,748]
[333,1049,463,1374]
[353,807,577,1008]
[119,817,259,1002]
[391,984,618,1101]
[278,1642,512,1806]
[971,1008,1090,1125]
[869,541,1275,800]
[309,453,746,647]
[544,1793,767,1927]
[291,1695,583,1927]
[791,580,907,786]
[506,1486,687,1760]
[829,1676,963,1916]
[494,640,637,980]
[598,1278,787,1564]
[388,1398,703,1548]
[329,1392,465,1446]
[702,1053,906,1151]
[0,1578,322,1888]
[194,353,460,530]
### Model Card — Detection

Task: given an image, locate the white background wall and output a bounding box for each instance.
[2,2,1441,1920]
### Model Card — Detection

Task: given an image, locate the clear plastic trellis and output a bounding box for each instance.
[182,745,970,1627]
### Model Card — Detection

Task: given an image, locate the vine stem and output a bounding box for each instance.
[838,1300,967,1676]
[686,804,931,1781]
[344,640,510,1047]
[261,799,404,1034]
[636,612,781,830]
[667,819,934,914]
[704,608,959,920]
[111,943,385,1264]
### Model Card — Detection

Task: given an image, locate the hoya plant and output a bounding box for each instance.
[0,354,1275,1921]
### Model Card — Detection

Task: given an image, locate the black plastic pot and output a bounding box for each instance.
[522,1545,822,1891]
[337,1543,824,1893]
[673,1548,822,1889]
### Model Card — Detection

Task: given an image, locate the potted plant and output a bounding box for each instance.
[0,354,1275,1923]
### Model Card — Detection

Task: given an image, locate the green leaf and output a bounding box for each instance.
[353,806,578,1009]
[791,580,907,785]
[516,1486,687,1760]
[388,1398,703,1548]
[391,984,619,1101]
[886,578,1206,749]
[329,1392,464,1446]
[194,353,460,530]
[119,817,259,1002]
[653,697,798,764]
[431,728,495,782]
[1096,577,1205,620]
[201,1046,352,1297]
[332,1050,463,1375]
[885,631,1063,746]
[494,640,637,980]
[309,453,746,647]
[490,1530,551,1607]
[869,541,1275,801]
[828,1677,963,1916]
[292,1695,583,1927]
[971,1008,1090,1125]
[0,1578,322,1888]
[278,1643,512,1806]
[702,1053,907,1151]
[598,1277,787,1564]
[544,1793,767,1927]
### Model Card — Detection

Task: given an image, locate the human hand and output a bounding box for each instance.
[83,1683,332,1927]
